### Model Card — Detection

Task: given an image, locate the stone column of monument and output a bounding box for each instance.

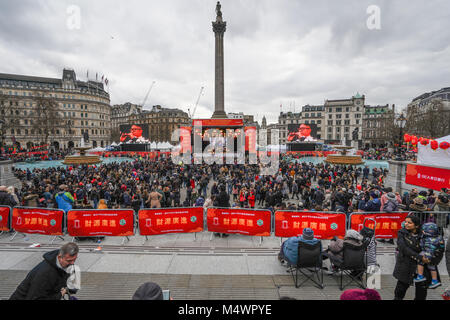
[211,1,228,119]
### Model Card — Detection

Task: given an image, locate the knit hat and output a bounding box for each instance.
[132,282,163,300]
[386,192,396,201]
[340,289,381,300]
[345,229,363,241]
[302,228,314,241]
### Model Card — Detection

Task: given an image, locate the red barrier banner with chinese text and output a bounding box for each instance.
[12,207,64,235]
[405,164,450,191]
[67,209,134,237]
[138,207,204,236]
[349,212,408,239]
[0,206,11,231]
[206,208,271,236]
[275,211,346,239]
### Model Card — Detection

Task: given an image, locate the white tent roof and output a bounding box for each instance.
[417,135,450,169]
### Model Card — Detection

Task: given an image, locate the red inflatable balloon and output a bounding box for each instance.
[357,185,362,191]
[439,141,450,150]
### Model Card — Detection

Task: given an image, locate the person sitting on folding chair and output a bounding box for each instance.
[278,228,320,266]
[322,229,364,274]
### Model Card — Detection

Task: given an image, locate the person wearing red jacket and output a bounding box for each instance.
[248,190,256,208]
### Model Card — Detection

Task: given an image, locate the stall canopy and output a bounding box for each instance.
[417,134,450,169]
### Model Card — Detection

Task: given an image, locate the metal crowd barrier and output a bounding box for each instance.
[1,206,449,245]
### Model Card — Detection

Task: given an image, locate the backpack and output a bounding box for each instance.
[383,199,398,212]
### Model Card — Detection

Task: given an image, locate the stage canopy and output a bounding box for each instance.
[417,134,450,169]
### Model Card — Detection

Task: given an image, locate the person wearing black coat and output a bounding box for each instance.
[9,243,79,300]
[393,215,443,300]
[446,235,450,277]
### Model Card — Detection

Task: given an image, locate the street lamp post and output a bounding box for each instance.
[395,113,407,159]
[0,119,4,157]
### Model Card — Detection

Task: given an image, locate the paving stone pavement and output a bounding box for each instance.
[0,270,448,300]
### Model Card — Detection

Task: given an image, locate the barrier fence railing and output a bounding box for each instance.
[0,206,448,244]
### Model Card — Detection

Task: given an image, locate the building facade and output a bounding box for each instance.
[324,93,364,146]
[128,105,190,143]
[111,102,142,131]
[0,69,111,150]
[362,104,395,148]
[302,104,324,140]
[406,87,450,138]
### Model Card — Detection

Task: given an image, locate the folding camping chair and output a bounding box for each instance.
[289,241,324,289]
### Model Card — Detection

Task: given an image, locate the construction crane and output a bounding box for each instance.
[141,81,156,109]
[188,86,204,118]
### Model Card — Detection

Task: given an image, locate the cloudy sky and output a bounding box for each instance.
[1,0,449,124]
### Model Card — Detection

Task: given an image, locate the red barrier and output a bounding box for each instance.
[275,211,347,239]
[138,207,203,236]
[206,208,271,236]
[0,206,11,231]
[12,207,64,236]
[349,212,409,239]
[405,163,450,191]
[67,209,134,237]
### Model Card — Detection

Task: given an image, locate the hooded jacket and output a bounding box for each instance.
[9,250,70,300]
[55,191,74,213]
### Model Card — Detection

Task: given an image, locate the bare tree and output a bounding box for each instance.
[110,127,121,143]
[407,99,450,138]
[0,93,22,148]
[31,93,64,146]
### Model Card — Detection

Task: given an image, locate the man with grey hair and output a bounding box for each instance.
[9,242,79,300]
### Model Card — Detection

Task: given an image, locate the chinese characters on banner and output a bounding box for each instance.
[275,211,346,239]
[206,208,271,236]
[0,206,11,231]
[12,208,64,236]
[349,212,409,239]
[138,207,204,236]
[67,210,134,237]
[405,164,450,191]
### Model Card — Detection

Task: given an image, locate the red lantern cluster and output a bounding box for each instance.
[440,141,450,150]
[403,133,449,151]
[430,140,439,151]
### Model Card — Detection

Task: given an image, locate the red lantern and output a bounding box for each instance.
[404,134,411,143]
[430,140,438,150]
[440,141,450,150]
[420,138,429,146]
[411,136,418,145]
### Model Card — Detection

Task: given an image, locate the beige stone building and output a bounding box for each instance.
[0,69,111,150]
[324,93,364,146]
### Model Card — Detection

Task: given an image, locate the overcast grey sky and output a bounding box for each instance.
[1,0,449,124]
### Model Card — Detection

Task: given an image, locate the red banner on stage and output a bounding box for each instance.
[206,208,271,236]
[0,206,11,231]
[405,164,450,191]
[275,211,346,239]
[12,207,64,236]
[349,212,409,239]
[138,207,203,236]
[67,209,134,237]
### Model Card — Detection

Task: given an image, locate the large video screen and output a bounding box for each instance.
[119,124,150,143]
[287,123,318,142]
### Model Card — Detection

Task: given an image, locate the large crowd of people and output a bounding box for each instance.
[1,154,448,220]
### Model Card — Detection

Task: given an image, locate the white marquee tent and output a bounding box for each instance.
[417,134,450,169]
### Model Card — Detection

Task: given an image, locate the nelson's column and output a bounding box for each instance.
[211,1,228,119]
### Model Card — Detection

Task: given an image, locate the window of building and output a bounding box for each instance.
[344,120,350,125]
[336,107,342,112]
[336,120,341,125]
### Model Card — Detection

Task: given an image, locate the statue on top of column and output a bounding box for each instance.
[216,1,222,18]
